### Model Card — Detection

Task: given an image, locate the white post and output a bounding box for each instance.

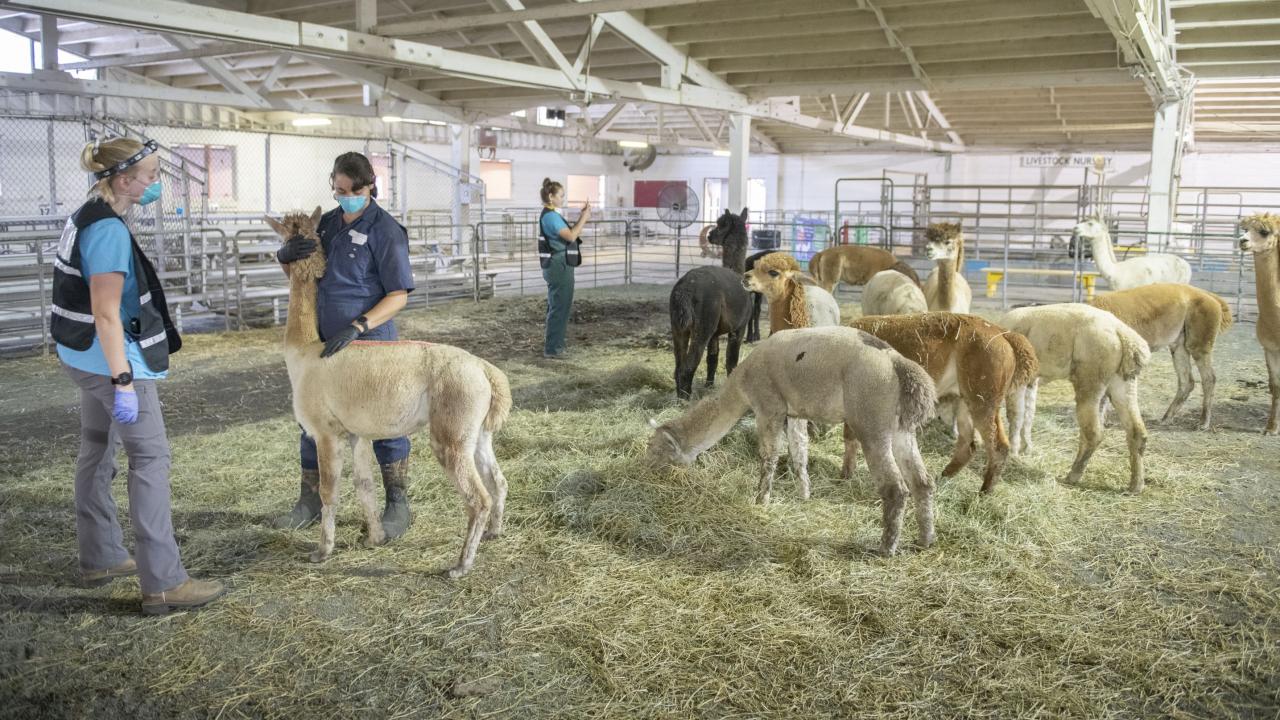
[1146,97,1185,240]
[356,0,380,105]
[450,124,473,253]
[40,15,59,71]
[727,113,751,215]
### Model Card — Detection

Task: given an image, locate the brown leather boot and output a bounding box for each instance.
[379,458,413,541]
[271,468,322,529]
[141,578,226,615]
[81,557,137,587]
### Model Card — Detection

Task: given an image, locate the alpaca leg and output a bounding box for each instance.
[893,431,935,548]
[841,422,861,480]
[862,438,908,556]
[941,403,975,479]
[351,437,385,548]
[1064,385,1106,486]
[1160,343,1195,425]
[755,414,785,506]
[1108,376,1148,494]
[1021,380,1039,454]
[704,332,720,388]
[672,327,694,400]
[1265,349,1280,436]
[434,432,492,578]
[975,404,1010,495]
[785,417,811,500]
[474,429,508,539]
[1006,385,1027,456]
[1194,351,1216,431]
[310,434,344,563]
[725,330,743,375]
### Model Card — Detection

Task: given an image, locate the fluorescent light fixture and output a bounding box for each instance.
[381,115,403,123]
[384,116,448,126]
[713,149,731,157]
[618,140,649,149]
[291,117,331,127]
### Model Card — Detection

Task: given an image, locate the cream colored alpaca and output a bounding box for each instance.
[922,223,972,313]
[268,209,512,576]
[647,326,937,555]
[1239,213,1280,435]
[862,269,927,316]
[1073,217,1192,290]
[1002,304,1151,494]
[1090,284,1233,430]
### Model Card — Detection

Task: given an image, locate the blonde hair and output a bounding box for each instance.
[80,137,146,204]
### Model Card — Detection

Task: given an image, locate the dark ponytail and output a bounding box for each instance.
[540,177,562,205]
[331,151,378,198]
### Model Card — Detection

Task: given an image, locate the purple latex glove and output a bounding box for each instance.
[113,388,139,425]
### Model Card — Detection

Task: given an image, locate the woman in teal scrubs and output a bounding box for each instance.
[537,178,590,359]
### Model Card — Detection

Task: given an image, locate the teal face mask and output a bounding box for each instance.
[138,181,162,206]
[335,194,368,214]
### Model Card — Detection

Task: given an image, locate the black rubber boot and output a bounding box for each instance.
[270,468,322,529]
[380,458,413,541]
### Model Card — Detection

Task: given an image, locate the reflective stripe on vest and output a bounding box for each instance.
[51,304,95,323]
[53,257,82,277]
[139,330,168,349]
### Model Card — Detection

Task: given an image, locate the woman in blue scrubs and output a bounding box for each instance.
[538,178,590,359]
[272,152,417,539]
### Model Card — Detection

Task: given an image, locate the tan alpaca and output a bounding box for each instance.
[742,252,841,332]
[850,313,1038,494]
[923,223,972,313]
[808,245,920,292]
[647,326,938,556]
[1090,284,1233,430]
[267,209,512,576]
[1239,213,1280,435]
[1002,304,1151,494]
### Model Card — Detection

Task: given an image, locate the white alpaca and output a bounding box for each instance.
[1073,217,1192,290]
[1002,303,1152,494]
[862,269,927,316]
[647,326,938,555]
[922,223,972,313]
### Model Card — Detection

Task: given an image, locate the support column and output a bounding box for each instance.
[40,15,59,71]
[450,124,473,253]
[1146,98,1186,238]
[727,113,751,214]
[356,0,381,106]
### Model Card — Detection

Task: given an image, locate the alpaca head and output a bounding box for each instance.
[925,222,963,262]
[265,207,325,281]
[708,206,748,247]
[1239,213,1280,253]
[743,253,811,327]
[645,420,697,467]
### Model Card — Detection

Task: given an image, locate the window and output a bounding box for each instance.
[479,160,512,201]
[702,177,767,222]
[567,174,604,207]
[0,29,97,80]
[174,144,237,207]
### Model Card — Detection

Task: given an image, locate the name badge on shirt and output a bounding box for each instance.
[349,230,368,245]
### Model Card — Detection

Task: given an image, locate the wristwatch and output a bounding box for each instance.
[354,315,370,333]
[110,371,134,386]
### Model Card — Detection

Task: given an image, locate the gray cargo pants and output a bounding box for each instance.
[63,364,188,594]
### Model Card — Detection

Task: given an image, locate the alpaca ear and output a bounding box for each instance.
[263,215,287,237]
[310,206,323,227]
[740,207,749,221]
[648,418,659,429]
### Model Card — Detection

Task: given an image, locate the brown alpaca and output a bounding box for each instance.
[849,313,1038,493]
[1090,283,1233,430]
[809,245,919,292]
[267,209,512,576]
[742,252,841,332]
[923,223,972,313]
[1239,213,1280,435]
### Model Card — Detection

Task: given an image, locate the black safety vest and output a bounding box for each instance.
[538,206,581,269]
[50,198,182,371]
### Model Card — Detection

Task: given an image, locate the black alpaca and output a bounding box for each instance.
[743,249,777,343]
[708,207,750,274]
[669,266,752,400]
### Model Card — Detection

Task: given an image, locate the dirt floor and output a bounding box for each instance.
[0,284,1277,719]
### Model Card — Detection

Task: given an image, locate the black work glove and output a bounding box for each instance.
[320,324,361,358]
[276,234,317,264]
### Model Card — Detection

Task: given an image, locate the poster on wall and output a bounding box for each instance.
[633,180,686,208]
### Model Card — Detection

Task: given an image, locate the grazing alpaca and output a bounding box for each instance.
[707,207,750,274]
[1072,217,1192,290]
[1002,304,1151,494]
[922,222,972,313]
[1239,213,1280,435]
[862,269,927,316]
[268,209,511,576]
[743,250,778,343]
[850,313,1038,493]
[808,244,919,293]
[742,252,841,332]
[647,326,938,555]
[1090,284,1233,430]
[669,266,752,400]
[697,224,721,259]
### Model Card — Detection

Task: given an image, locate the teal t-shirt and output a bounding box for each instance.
[55,218,166,380]
[540,209,570,252]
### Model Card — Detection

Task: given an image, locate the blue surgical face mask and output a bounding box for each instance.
[335,193,368,214]
[137,181,162,206]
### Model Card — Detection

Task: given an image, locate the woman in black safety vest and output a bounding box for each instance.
[537,178,590,359]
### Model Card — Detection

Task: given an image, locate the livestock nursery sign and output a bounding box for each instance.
[1019,154,1115,169]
